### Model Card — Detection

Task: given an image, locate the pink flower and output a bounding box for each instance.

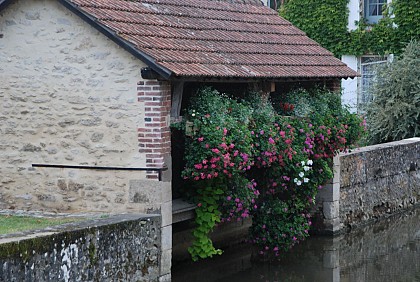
[226,196,232,201]
[194,164,203,169]
[212,148,220,154]
[260,130,265,135]
[198,137,204,142]
[223,128,228,135]
[269,137,275,144]
[197,203,202,207]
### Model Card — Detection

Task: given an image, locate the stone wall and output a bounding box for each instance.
[0,214,163,282]
[0,2,172,279]
[0,0,152,211]
[0,0,172,226]
[314,138,420,233]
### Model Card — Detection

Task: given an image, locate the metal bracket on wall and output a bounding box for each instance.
[32,163,168,181]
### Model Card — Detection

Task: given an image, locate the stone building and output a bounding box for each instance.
[0,0,357,280]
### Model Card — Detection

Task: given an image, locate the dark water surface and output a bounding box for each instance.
[173,209,420,282]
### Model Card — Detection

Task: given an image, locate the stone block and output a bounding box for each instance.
[159,273,171,282]
[161,225,172,251]
[322,218,342,234]
[323,201,339,220]
[161,182,171,203]
[316,183,340,202]
[129,180,157,204]
[160,249,172,278]
[161,200,172,227]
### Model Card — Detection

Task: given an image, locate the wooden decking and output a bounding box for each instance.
[172,198,196,223]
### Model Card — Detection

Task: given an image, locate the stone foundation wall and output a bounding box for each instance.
[314,138,420,233]
[0,214,162,282]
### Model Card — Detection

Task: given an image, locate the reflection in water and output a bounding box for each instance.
[173,209,420,282]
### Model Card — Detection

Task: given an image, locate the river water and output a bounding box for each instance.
[173,209,420,282]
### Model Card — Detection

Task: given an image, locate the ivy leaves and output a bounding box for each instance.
[188,184,224,261]
[280,0,419,57]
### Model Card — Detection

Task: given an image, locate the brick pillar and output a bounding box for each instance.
[137,80,172,180]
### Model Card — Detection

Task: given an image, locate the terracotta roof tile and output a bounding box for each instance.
[68,0,358,79]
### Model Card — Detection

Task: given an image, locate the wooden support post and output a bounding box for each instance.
[171,81,184,121]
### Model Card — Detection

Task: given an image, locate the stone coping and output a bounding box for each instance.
[340,137,420,156]
[0,211,159,243]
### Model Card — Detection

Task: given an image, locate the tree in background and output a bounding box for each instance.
[367,40,420,144]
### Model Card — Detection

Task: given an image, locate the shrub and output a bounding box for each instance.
[178,87,365,261]
[366,40,420,144]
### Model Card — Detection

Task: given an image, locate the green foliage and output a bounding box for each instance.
[279,0,349,56]
[188,183,224,261]
[366,40,420,144]
[180,87,365,261]
[280,0,419,57]
[251,197,311,256]
[392,0,420,51]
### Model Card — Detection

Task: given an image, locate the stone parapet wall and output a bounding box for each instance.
[0,214,162,282]
[314,138,420,233]
[339,138,419,229]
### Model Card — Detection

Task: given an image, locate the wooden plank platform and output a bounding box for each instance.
[172,198,196,223]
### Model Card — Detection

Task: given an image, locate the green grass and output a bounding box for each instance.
[0,215,85,235]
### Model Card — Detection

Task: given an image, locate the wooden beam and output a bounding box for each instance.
[171,81,184,119]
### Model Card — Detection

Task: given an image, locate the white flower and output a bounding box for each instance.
[191,113,196,117]
[307,160,313,166]
[304,178,309,183]
[303,166,310,171]
[299,172,304,178]
[296,180,302,186]
[301,161,305,166]
[294,178,298,183]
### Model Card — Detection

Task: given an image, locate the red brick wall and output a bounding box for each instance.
[137,80,172,179]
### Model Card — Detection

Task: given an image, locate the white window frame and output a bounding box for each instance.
[358,56,388,113]
[364,0,386,23]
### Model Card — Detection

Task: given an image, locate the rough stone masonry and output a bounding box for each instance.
[314,138,420,233]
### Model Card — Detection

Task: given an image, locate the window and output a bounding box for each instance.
[365,0,386,23]
[358,56,387,113]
